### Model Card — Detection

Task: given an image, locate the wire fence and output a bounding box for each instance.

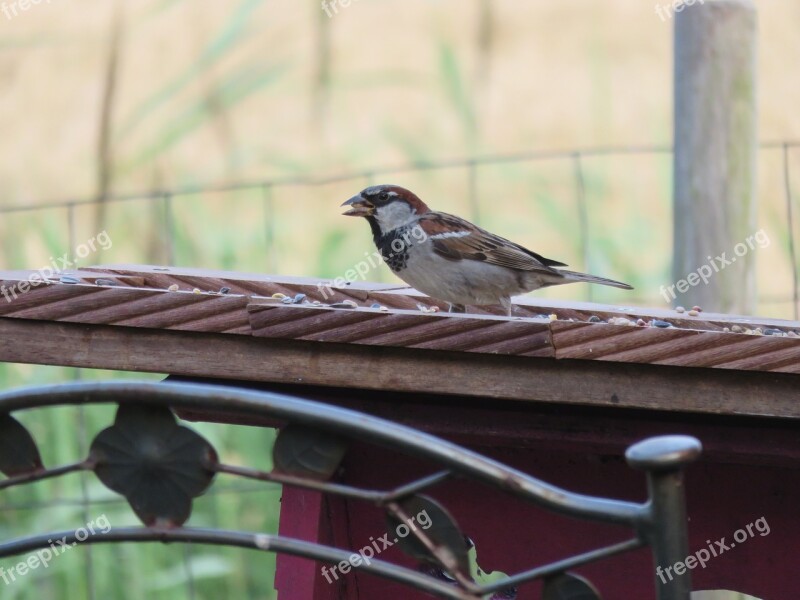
[2,141,797,317]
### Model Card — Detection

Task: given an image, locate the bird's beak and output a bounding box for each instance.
[341,194,374,217]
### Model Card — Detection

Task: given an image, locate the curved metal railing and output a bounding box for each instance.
[0,381,701,599]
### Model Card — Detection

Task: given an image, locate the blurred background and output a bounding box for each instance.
[0,1,798,598]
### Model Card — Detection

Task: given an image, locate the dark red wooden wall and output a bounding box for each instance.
[274,390,799,600]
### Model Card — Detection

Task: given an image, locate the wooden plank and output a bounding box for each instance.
[0,283,250,334]
[83,265,800,328]
[2,317,800,419]
[84,264,411,303]
[552,321,800,374]
[248,304,553,357]
[172,377,800,468]
[1,265,798,372]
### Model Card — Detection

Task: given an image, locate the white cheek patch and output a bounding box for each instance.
[430,231,471,240]
[375,202,418,230]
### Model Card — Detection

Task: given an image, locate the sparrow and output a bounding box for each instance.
[341,184,633,315]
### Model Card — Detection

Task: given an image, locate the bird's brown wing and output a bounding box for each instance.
[418,212,566,273]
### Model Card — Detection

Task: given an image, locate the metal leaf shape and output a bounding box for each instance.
[542,573,602,600]
[386,495,470,578]
[90,404,217,527]
[272,424,347,481]
[466,538,517,599]
[0,413,43,476]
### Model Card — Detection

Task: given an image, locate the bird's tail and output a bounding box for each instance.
[557,269,633,290]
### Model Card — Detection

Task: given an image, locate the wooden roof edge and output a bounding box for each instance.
[2,264,798,330]
[1,265,798,374]
[2,317,800,420]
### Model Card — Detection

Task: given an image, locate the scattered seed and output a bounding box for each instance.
[429,306,440,313]
[731,325,743,333]
[636,319,647,326]
[193,288,202,294]
[60,275,80,284]
[95,278,117,286]
[692,305,703,313]
[609,317,635,326]
[675,306,685,313]
[168,284,179,292]
[535,314,550,319]
[764,328,783,336]
[272,293,287,299]
[371,303,382,309]
[723,327,730,333]
[652,320,672,328]
[219,287,231,294]
[312,300,322,306]
[293,293,307,304]
[687,310,699,317]
[281,297,294,304]
[379,305,390,312]
[788,331,799,338]
[330,302,355,309]
[588,315,602,323]
[153,267,170,271]
[549,314,558,321]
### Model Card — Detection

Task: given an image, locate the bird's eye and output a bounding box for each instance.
[379,192,389,201]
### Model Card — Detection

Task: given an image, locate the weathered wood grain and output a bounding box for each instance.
[248,303,553,357]
[551,321,800,374]
[0,265,798,375]
[2,317,800,419]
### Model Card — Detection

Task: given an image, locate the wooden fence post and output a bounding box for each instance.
[672,0,758,313]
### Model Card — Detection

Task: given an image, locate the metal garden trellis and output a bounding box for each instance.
[0,380,702,600]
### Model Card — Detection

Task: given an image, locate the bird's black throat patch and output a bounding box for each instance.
[367,219,418,273]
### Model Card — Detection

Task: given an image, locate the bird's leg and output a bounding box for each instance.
[448,303,466,314]
[500,298,512,317]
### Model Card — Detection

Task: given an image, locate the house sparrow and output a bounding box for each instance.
[341,184,632,315]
